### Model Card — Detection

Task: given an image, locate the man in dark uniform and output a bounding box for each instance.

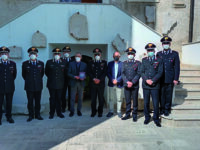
[157,36,180,116]
[140,43,163,127]
[22,47,44,122]
[0,46,17,125]
[121,47,141,122]
[61,46,73,112]
[87,48,107,117]
[45,48,66,119]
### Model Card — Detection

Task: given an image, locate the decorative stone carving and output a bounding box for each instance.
[145,6,156,23]
[112,34,127,53]
[8,46,22,59]
[32,30,47,48]
[69,12,89,40]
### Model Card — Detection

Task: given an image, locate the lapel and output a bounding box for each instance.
[117,61,121,77]
[79,61,82,71]
[112,61,115,78]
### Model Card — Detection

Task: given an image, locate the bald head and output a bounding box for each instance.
[113,52,120,57]
[113,51,120,62]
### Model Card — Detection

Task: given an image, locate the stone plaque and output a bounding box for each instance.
[32,30,47,48]
[69,12,89,40]
[8,46,22,59]
[112,34,127,53]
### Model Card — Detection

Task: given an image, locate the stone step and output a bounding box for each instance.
[171,109,200,114]
[176,83,200,89]
[161,114,200,127]
[174,96,200,105]
[180,64,200,70]
[174,95,200,101]
[172,101,200,110]
[175,89,200,97]
[180,70,200,76]
[179,76,200,83]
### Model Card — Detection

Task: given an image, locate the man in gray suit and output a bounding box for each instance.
[68,52,87,117]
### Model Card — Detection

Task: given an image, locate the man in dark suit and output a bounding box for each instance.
[121,47,141,122]
[140,43,163,127]
[68,52,87,117]
[45,48,66,119]
[87,48,107,117]
[22,47,44,122]
[106,51,123,118]
[0,46,17,125]
[157,36,180,116]
[61,46,73,112]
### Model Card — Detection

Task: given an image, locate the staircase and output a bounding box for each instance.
[161,65,200,127]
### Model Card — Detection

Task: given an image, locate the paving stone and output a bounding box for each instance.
[0,101,200,150]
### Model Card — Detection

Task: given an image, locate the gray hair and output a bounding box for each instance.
[75,52,82,57]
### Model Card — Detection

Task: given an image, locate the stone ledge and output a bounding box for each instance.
[161,114,200,127]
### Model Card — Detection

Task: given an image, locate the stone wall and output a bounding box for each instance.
[0,0,199,59]
[106,0,191,56]
[156,0,190,56]
[193,0,200,42]
[0,0,59,27]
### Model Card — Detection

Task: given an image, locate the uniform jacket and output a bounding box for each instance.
[61,57,74,87]
[45,59,66,89]
[140,56,163,89]
[87,60,107,87]
[67,61,87,88]
[0,60,17,93]
[107,60,123,88]
[22,60,44,91]
[122,60,141,88]
[157,49,180,83]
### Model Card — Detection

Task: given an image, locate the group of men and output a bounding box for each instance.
[0,36,180,127]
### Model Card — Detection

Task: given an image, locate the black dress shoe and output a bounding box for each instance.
[155,122,161,127]
[98,114,102,117]
[49,115,54,119]
[106,112,114,117]
[133,117,137,122]
[69,112,74,117]
[144,119,150,125]
[77,111,82,116]
[7,118,14,123]
[0,121,2,125]
[27,117,33,122]
[164,112,169,116]
[91,112,96,117]
[160,111,164,115]
[35,115,43,120]
[58,114,65,118]
[121,115,130,120]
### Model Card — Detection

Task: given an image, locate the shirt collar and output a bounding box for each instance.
[162,49,172,54]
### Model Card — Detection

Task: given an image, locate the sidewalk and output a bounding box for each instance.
[0,101,200,150]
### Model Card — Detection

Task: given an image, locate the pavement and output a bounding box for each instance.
[0,100,200,150]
